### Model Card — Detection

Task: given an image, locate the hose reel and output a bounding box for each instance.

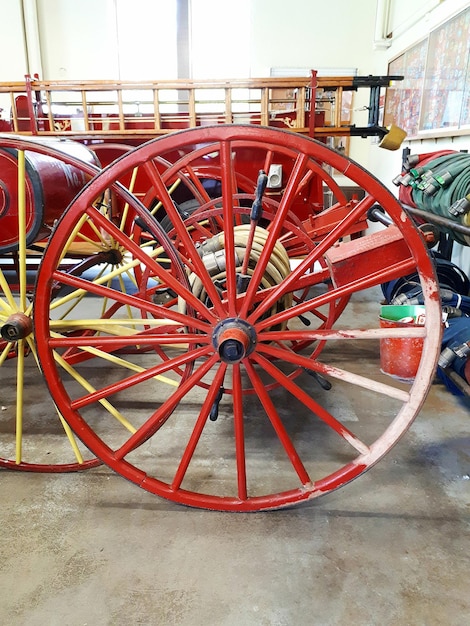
[179,225,292,326]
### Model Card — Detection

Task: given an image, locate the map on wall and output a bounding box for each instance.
[420,8,470,131]
[384,39,427,137]
[384,6,470,137]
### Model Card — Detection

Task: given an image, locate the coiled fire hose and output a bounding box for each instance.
[393,150,470,246]
[437,316,470,396]
[179,224,293,326]
[381,252,470,315]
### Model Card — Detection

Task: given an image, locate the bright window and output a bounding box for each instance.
[190,0,251,78]
[115,0,178,79]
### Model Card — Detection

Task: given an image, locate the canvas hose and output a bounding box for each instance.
[179,225,292,325]
[396,151,470,246]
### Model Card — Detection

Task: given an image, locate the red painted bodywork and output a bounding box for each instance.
[0,139,98,253]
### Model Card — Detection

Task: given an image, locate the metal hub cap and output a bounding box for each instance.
[212,318,257,363]
[1,312,33,341]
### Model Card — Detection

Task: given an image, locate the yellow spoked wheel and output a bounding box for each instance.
[0,136,176,470]
[0,137,107,470]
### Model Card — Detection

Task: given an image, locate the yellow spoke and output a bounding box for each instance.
[0,341,14,365]
[49,257,143,310]
[51,331,180,386]
[25,336,86,464]
[58,262,109,320]
[82,213,112,244]
[71,345,178,386]
[53,352,137,433]
[49,243,167,312]
[24,334,37,362]
[0,270,18,311]
[59,206,131,260]
[73,229,105,247]
[116,272,134,324]
[1,234,29,481]
[123,266,139,289]
[57,411,85,464]
[50,317,180,332]
[58,214,90,264]
[118,166,139,232]
[17,150,27,312]
[100,295,110,319]
[15,339,25,464]
[150,178,182,217]
[59,287,94,320]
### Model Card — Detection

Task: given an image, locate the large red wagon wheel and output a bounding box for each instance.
[35,126,442,510]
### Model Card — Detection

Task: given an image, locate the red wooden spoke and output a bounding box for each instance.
[219,139,238,316]
[49,331,209,350]
[176,163,214,205]
[50,269,211,333]
[176,196,311,249]
[254,256,418,333]
[247,194,376,325]
[115,351,221,459]
[243,359,312,486]
[69,344,212,411]
[256,342,410,402]
[260,325,427,343]
[250,351,369,454]
[239,152,310,318]
[232,363,248,501]
[206,137,348,209]
[171,362,228,493]
[141,159,225,317]
[83,204,216,324]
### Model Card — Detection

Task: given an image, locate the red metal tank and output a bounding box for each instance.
[0,138,99,253]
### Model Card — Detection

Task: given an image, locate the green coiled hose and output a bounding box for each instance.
[398,151,470,246]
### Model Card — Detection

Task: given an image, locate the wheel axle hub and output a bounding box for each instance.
[1,312,33,341]
[212,318,257,363]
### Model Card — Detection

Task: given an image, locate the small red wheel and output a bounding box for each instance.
[35,126,442,509]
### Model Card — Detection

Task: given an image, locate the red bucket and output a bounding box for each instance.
[379,306,425,382]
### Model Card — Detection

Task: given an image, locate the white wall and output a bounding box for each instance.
[248,0,377,76]
[36,0,119,79]
[0,0,27,81]
[115,0,178,79]
[0,0,27,116]
[1,0,179,81]
[190,0,252,78]
[248,0,379,165]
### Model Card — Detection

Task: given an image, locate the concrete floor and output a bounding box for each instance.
[0,298,469,626]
